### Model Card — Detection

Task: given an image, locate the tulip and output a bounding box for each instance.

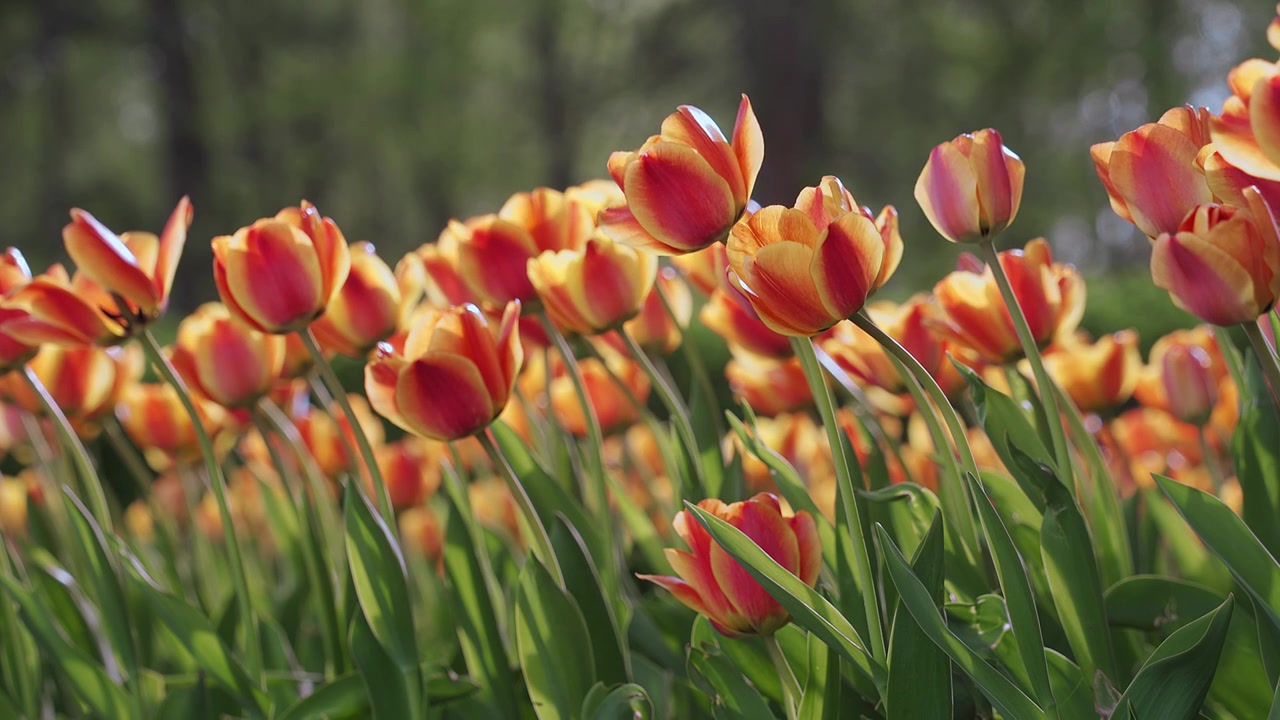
[564,179,625,218]
[726,351,812,417]
[372,438,443,511]
[915,129,1025,244]
[212,201,352,334]
[0,249,37,371]
[169,303,285,409]
[700,286,793,359]
[821,296,961,397]
[399,506,445,563]
[1108,407,1203,490]
[1209,58,1280,181]
[638,493,820,637]
[671,243,730,296]
[727,177,901,337]
[1091,106,1213,239]
[1133,326,1229,415]
[310,242,402,357]
[404,229,474,309]
[549,352,650,437]
[117,382,226,470]
[732,412,831,496]
[2,265,131,346]
[0,344,132,435]
[933,238,1083,363]
[0,477,27,537]
[1161,345,1220,425]
[528,236,658,335]
[619,268,692,354]
[1150,199,1280,326]
[365,301,523,442]
[600,95,763,254]
[469,475,522,545]
[1040,331,1142,413]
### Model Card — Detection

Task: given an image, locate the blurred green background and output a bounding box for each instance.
[2,0,1273,349]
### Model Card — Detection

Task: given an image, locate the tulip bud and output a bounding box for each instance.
[1161,345,1219,425]
[915,129,1025,244]
[0,344,130,435]
[528,236,658,335]
[310,242,402,357]
[726,351,812,417]
[171,303,286,409]
[638,493,820,637]
[601,95,763,255]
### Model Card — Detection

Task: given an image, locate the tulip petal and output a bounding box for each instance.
[789,511,822,587]
[428,306,507,408]
[396,353,496,440]
[1211,97,1280,182]
[1252,74,1280,172]
[634,572,710,617]
[707,496,797,628]
[454,217,539,305]
[4,280,123,346]
[662,547,741,629]
[63,211,159,316]
[732,95,765,201]
[738,242,834,336]
[598,205,678,254]
[1107,124,1213,238]
[624,142,737,254]
[812,212,883,320]
[365,353,415,435]
[970,129,1018,234]
[222,223,325,332]
[661,106,745,204]
[915,141,979,242]
[1151,232,1260,325]
[154,196,193,306]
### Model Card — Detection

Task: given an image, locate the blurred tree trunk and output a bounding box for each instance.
[533,0,574,189]
[147,0,207,206]
[37,0,72,235]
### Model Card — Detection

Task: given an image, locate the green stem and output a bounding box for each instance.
[1198,426,1226,497]
[539,315,609,514]
[477,429,565,588]
[103,418,155,500]
[658,283,727,496]
[139,330,264,682]
[306,371,363,481]
[811,343,915,486]
[299,328,395,524]
[792,337,885,662]
[618,326,708,495]
[1243,320,1280,406]
[21,366,114,533]
[980,241,1073,485]
[764,634,801,720]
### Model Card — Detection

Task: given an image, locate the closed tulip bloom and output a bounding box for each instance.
[726,351,812,417]
[62,197,193,330]
[638,493,820,637]
[550,351,650,437]
[0,344,123,430]
[1041,331,1142,413]
[700,286,793,359]
[1209,58,1280,181]
[821,296,953,396]
[1133,326,1228,412]
[117,382,226,470]
[212,201,352,334]
[915,129,1025,244]
[934,238,1083,363]
[1092,107,1213,239]
[170,303,286,409]
[1150,197,1280,326]
[671,242,730,296]
[1161,345,1219,425]
[310,242,401,357]
[601,95,764,255]
[405,229,474,309]
[528,236,658,335]
[366,301,523,442]
[372,438,442,511]
[399,506,445,564]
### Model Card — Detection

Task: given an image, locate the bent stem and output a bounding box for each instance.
[477,429,565,587]
[21,366,114,533]
[299,329,394,523]
[1243,320,1280,406]
[791,337,885,662]
[618,327,708,495]
[980,241,1073,485]
[540,315,609,514]
[765,634,801,720]
[139,329,264,682]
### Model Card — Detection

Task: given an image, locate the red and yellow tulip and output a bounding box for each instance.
[528,236,658,335]
[915,129,1025,244]
[310,241,402,358]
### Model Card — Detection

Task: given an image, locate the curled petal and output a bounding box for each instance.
[624,142,737,254]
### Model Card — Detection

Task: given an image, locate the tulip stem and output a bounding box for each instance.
[477,429,565,588]
[792,337,885,662]
[1197,426,1226,497]
[139,329,264,683]
[1243,320,1280,407]
[658,283,727,496]
[540,315,609,514]
[764,634,801,720]
[980,242,1074,486]
[299,329,395,524]
[20,366,114,533]
[618,327,709,496]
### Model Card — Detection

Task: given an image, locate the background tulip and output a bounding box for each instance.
[170,303,286,409]
[1040,330,1142,413]
[310,241,402,357]
[915,128,1025,244]
[528,236,658,335]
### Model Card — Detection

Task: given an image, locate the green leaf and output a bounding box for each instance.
[549,515,631,685]
[343,483,420,673]
[874,525,1045,720]
[797,629,840,720]
[1144,489,1231,590]
[61,490,139,673]
[956,362,1054,507]
[689,362,729,499]
[582,682,653,719]
[684,503,885,693]
[423,671,481,704]
[278,674,368,720]
[966,474,1053,705]
[1045,650,1097,720]
[690,616,783,703]
[687,639,775,719]
[0,575,135,720]
[350,611,419,720]
[859,482,941,563]
[126,572,268,715]
[886,511,952,720]
[515,557,596,720]
[1232,351,1280,556]
[1154,475,1280,635]
[26,549,98,659]
[1113,596,1234,720]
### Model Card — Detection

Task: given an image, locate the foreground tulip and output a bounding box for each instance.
[1209,58,1280,181]
[528,236,658,335]
[170,303,286,409]
[1041,331,1142,413]
[601,95,763,254]
[212,201,351,334]
[727,176,901,336]
[365,301,522,441]
[310,242,401,357]
[915,129,1025,244]
[638,493,820,637]
[1091,106,1213,239]
[1150,199,1280,325]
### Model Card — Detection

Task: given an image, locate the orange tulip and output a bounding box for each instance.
[933,238,1084,363]
[404,229,474,308]
[0,477,28,537]
[564,179,625,218]
[0,249,38,371]
[366,301,523,442]
[671,242,730,295]
[528,236,658,335]
[638,493,820,637]
[915,129,1025,244]
[212,201,352,334]
[1150,198,1280,326]
[1161,344,1220,426]
[1092,106,1213,239]
[731,412,832,495]
[310,242,401,357]
[619,268,692,355]
[1108,407,1203,490]
[469,475,522,545]
[1,344,134,435]
[1209,57,1280,181]
[2,264,132,346]
[399,506,445,563]
[372,438,442,511]
[726,351,812,417]
[117,382,226,470]
[1040,331,1142,413]
[821,296,964,397]
[600,95,763,255]
[727,176,901,336]
[549,351,650,437]
[170,303,286,409]
[700,286,793,359]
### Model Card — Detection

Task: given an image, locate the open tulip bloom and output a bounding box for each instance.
[12,20,1280,720]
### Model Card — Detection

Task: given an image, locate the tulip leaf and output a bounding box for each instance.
[343,482,419,671]
[514,556,596,720]
[874,524,1045,720]
[955,361,1055,505]
[687,638,775,720]
[1232,352,1280,556]
[277,673,369,720]
[1154,475,1280,635]
[423,671,481,703]
[684,503,885,694]
[0,574,136,720]
[25,548,99,660]
[858,482,941,564]
[1143,488,1231,590]
[885,510,952,720]
[349,611,419,720]
[965,474,1053,705]
[549,515,631,685]
[1113,595,1234,720]
[1045,650,1097,720]
[979,471,1052,603]
[690,616,783,703]
[797,628,841,720]
[582,682,653,719]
